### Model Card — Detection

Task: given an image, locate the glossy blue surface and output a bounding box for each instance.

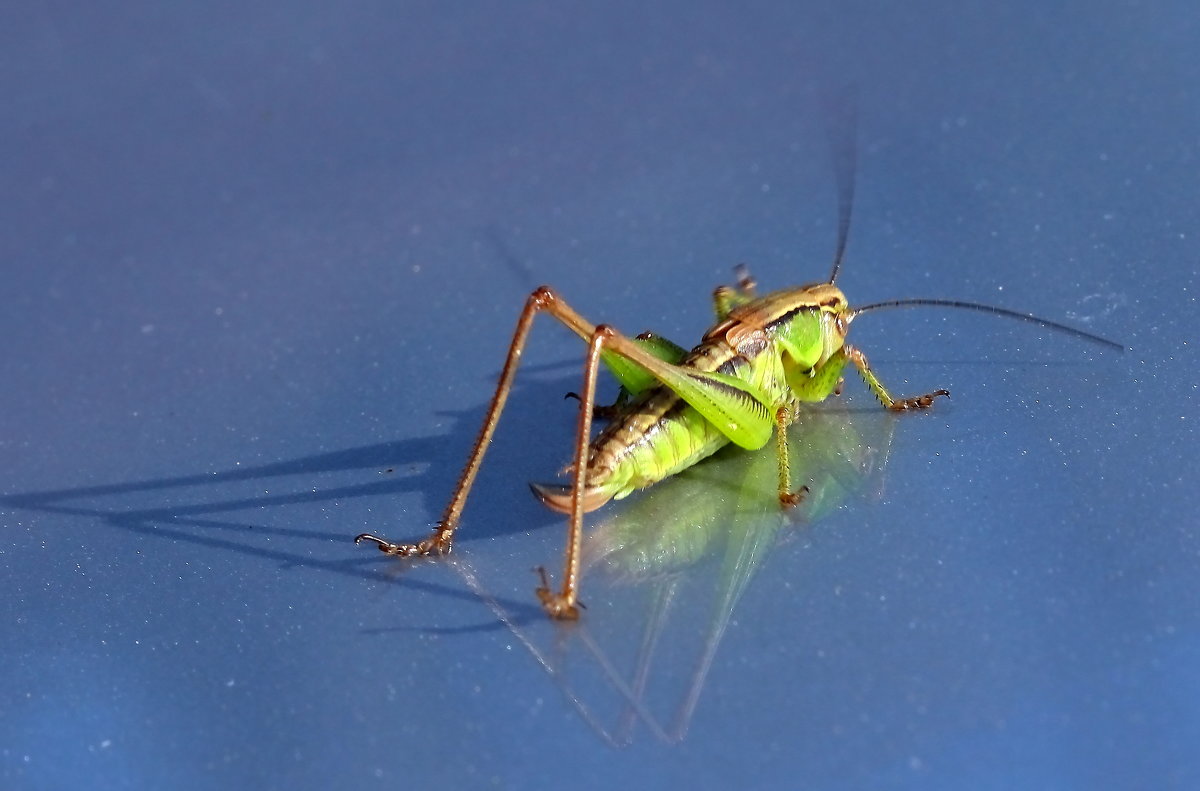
[3,2,1197,789]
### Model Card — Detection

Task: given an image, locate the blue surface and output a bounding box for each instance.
[3,2,1197,789]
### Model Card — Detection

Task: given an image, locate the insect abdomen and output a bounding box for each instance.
[602,396,732,500]
[533,395,730,514]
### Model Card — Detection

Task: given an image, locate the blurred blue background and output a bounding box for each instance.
[2,2,1197,789]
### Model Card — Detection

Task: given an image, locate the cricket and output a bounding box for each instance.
[356,126,1122,620]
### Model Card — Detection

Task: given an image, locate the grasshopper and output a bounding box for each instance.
[357,156,1121,620]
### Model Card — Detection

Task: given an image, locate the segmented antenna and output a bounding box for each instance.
[852,298,1125,350]
[824,90,858,285]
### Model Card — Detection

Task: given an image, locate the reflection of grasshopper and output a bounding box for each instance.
[577,408,896,744]
[358,126,1121,619]
[451,408,896,745]
[587,407,892,584]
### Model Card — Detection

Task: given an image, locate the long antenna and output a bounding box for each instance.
[852,298,1125,350]
[824,90,858,285]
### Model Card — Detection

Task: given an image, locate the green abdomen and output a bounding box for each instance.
[591,390,732,502]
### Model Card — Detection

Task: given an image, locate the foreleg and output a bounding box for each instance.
[842,344,950,411]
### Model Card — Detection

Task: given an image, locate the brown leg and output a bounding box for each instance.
[355,286,597,558]
[536,324,618,620]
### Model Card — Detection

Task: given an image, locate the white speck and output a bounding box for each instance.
[226,679,236,687]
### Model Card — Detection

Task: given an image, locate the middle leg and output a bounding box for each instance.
[774,405,809,507]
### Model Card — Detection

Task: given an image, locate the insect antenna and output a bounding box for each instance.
[824,90,858,285]
[851,298,1125,350]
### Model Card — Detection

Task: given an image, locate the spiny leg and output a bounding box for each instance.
[356,286,598,558]
[774,406,809,507]
[842,344,950,411]
[536,324,616,620]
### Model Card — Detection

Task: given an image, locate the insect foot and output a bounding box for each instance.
[779,484,811,508]
[535,567,581,621]
[354,530,452,557]
[888,389,951,411]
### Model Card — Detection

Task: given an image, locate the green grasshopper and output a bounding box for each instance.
[357,161,1121,620]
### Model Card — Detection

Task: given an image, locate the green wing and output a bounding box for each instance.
[665,368,774,450]
[604,334,776,451]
